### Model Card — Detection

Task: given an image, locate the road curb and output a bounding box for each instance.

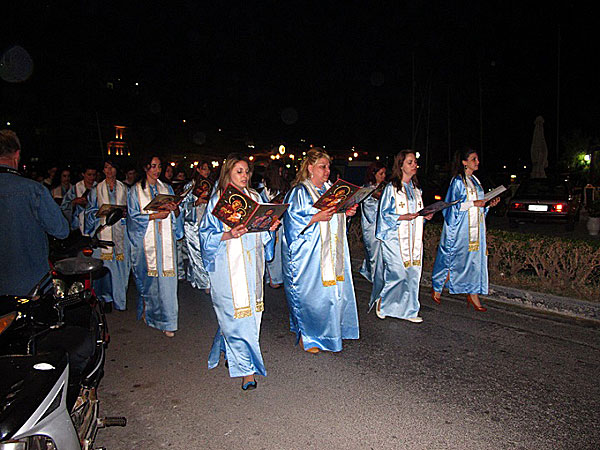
[351,258,600,324]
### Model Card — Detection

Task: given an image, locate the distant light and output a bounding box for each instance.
[275,154,280,159]
[289,154,295,160]
[511,174,517,179]
[434,195,442,201]
[353,152,358,158]
[523,165,527,169]
[300,139,306,143]
[352,146,355,150]
[584,154,591,162]
[302,152,306,156]
[416,152,421,159]
[348,157,353,161]
[182,119,186,124]
[6,122,10,126]
[190,164,194,169]
[278,145,286,155]
[249,156,254,161]
[212,161,219,167]
[170,162,176,166]
[218,128,222,132]
[270,155,276,160]
[376,156,380,160]
[503,165,507,169]
[135,82,139,86]
[322,146,326,149]
[194,161,199,166]
[286,164,291,168]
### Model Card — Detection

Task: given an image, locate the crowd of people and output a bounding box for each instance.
[0,128,499,391]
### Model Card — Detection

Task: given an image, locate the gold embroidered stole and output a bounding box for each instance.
[463,176,483,252]
[393,183,424,267]
[225,188,265,318]
[301,180,345,286]
[137,180,176,277]
[96,180,127,261]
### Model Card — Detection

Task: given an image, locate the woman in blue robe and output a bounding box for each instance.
[370,150,433,322]
[181,161,212,293]
[282,148,359,354]
[259,160,289,288]
[199,154,278,390]
[84,160,130,311]
[127,156,184,337]
[431,148,500,311]
[359,161,387,282]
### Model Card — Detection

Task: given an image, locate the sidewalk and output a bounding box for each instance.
[351,258,600,325]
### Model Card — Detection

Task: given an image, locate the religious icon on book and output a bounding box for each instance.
[312,179,361,212]
[143,182,194,211]
[193,177,213,201]
[212,184,289,232]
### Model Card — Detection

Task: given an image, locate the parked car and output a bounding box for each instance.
[507,178,581,230]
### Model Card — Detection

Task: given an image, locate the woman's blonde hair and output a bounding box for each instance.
[217,153,252,192]
[292,148,331,186]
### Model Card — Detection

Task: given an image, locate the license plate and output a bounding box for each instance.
[528,204,548,212]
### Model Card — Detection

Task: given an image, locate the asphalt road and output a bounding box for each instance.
[96,272,600,450]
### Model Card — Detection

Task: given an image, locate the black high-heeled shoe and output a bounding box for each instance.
[466,294,487,312]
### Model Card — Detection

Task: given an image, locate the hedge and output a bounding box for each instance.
[347,219,600,302]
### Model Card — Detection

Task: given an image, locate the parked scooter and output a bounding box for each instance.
[0,209,126,449]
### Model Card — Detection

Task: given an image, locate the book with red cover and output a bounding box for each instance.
[211,184,288,233]
[311,178,363,213]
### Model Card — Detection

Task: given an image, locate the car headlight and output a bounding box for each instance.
[0,435,56,449]
[0,312,17,337]
[67,281,85,296]
[52,279,66,298]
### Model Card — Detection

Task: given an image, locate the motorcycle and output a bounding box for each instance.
[0,209,126,449]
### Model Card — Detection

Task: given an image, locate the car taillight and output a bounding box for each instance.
[434,195,442,201]
[552,203,565,212]
[82,247,93,256]
[510,202,524,210]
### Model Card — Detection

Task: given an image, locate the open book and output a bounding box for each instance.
[143,182,195,211]
[417,200,459,216]
[312,179,367,213]
[484,185,507,202]
[96,204,126,218]
[211,184,288,233]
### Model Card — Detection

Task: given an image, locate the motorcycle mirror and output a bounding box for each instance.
[105,208,124,226]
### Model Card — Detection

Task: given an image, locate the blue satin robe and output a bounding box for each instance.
[359,183,380,282]
[84,184,131,310]
[282,184,359,352]
[127,183,184,331]
[180,183,210,290]
[260,188,283,285]
[199,192,274,378]
[370,182,423,319]
[432,175,489,295]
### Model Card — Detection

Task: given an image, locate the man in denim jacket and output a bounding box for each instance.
[0,130,69,295]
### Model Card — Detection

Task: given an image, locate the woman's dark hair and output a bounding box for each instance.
[390,149,420,191]
[364,161,386,186]
[140,155,162,189]
[51,167,71,189]
[192,160,211,184]
[263,160,289,193]
[452,147,478,179]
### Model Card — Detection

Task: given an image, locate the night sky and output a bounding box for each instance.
[2,1,597,171]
